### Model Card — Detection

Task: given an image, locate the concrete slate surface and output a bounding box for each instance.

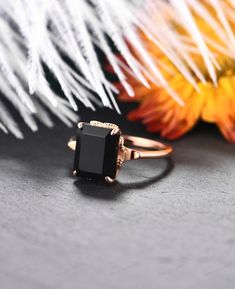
[0,107,235,289]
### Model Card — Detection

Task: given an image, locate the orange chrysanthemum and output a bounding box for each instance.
[119,4,235,143]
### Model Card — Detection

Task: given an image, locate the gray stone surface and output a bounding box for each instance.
[0,108,235,289]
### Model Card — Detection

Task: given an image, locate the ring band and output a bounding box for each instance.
[68,120,173,183]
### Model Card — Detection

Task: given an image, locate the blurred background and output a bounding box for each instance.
[0,1,235,289]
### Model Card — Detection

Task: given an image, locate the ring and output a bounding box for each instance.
[68,120,173,183]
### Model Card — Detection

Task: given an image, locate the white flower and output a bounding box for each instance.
[0,0,231,137]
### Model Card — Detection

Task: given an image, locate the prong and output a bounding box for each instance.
[119,136,124,146]
[105,176,115,183]
[72,170,78,177]
[77,122,84,129]
[110,127,121,135]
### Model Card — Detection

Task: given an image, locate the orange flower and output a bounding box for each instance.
[119,4,235,143]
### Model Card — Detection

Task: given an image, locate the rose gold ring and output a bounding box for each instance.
[68,120,173,183]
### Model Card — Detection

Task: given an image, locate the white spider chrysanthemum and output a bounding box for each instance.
[1,0,152,138]
[0,0,231,138]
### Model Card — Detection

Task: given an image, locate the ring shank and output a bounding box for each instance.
[123,135,173,159]
[68,135,172,160]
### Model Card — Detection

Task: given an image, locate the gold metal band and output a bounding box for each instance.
[122,135,173,160]
[68,135,172,162]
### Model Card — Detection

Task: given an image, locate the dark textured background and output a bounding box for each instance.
[0,105,235,289]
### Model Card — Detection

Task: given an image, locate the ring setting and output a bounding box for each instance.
[68,120,173,183]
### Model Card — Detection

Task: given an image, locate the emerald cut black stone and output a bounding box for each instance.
[73,123,120,180]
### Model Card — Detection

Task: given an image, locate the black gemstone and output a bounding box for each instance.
[73,123,120,180]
